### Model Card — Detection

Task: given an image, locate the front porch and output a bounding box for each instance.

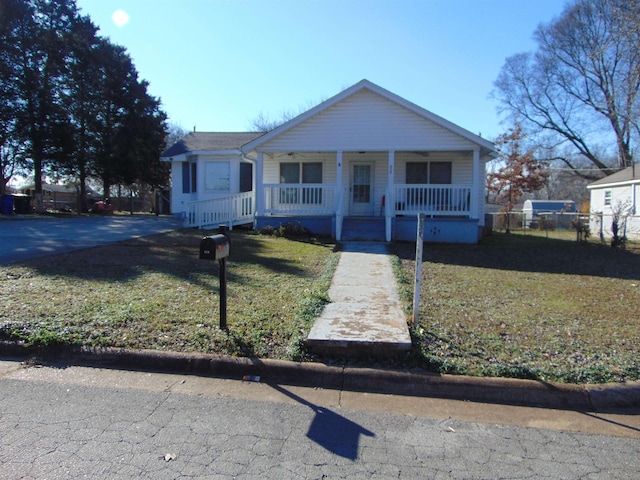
[184,183,480,243]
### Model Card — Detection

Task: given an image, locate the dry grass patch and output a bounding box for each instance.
[1,229,338,360]
[390,232,640,383]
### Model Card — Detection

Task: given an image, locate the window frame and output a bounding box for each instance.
[279,162,323,204]
[405,161,452,184]
[204,161,231,192]
[182,159,197,194]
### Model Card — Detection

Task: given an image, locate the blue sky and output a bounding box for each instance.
[75,0,567,141]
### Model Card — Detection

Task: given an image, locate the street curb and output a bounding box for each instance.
[1,342,638,411]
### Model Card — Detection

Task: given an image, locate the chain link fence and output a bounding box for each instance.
[487,211,639,243]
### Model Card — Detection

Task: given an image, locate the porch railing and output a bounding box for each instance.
[394,184,472,216]
[264,184,338,215]
[185,192,254,228]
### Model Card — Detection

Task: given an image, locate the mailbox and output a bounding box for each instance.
[199,234,229,260]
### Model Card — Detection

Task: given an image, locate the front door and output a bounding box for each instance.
[350,162,374,216]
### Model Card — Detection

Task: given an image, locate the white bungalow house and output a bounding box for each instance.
[161,80,496,243]
[587,165,640,241]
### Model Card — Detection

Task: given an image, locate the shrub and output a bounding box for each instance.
[571,218,590,242]
[257,225,276,236]
[536,216,555,231]
[275,222,311,239]
[258,222,311,239]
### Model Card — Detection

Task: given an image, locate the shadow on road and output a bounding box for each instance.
[269,383,375,460]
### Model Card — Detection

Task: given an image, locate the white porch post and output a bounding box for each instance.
[336,151,343,241]
[471,147,480,221]
[386,150,395,242]
[254,151,264,221]
[336,151,343,199]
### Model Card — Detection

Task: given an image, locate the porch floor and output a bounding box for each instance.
[306,242,411,357]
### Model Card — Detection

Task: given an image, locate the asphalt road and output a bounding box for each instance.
[0,215,183,265]
[1,360,639,480]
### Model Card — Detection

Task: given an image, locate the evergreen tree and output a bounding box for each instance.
[1,0,168,206]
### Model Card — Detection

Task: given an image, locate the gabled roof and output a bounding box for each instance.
[587,165,640,188]
[161,132,264,158]
[241,79,496,156]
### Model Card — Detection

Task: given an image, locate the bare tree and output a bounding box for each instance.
[248,97,328,132]
[248,111,296,132]
[165,123,187,149]
[493,0,640,179]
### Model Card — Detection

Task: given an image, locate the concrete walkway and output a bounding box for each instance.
[306,242,412,356]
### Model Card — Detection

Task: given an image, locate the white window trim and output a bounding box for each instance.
[204,161,231,192]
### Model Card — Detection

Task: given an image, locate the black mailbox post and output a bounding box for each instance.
[199,233,230,330]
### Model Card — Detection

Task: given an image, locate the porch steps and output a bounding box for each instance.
[306,242,411,357]
[341,216,386,242]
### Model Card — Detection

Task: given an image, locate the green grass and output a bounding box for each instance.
[2,227,639,384]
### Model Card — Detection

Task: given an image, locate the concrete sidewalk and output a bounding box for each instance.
[306,242,412,356]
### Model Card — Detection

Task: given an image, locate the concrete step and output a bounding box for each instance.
[341,217,386,242]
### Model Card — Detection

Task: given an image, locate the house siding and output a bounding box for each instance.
[257,90,477,152]
[394,217,479,242]
[590,184,636,214]
[589,182,640,240]
[170,160,192,217]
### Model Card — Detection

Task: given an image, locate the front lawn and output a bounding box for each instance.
[390,232,640,384]
[1,228,638,384]
[0,229,338,360]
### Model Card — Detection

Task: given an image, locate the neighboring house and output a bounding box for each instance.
[19,183,99,211]
[161,79,497,243]
[587,165,640,241]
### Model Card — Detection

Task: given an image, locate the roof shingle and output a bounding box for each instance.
[161,132,264,157]
[588,165,640,187]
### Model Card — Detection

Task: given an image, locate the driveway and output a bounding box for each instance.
[0,215,183,265]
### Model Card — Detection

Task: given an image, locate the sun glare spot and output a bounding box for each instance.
[112,9,130,28]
